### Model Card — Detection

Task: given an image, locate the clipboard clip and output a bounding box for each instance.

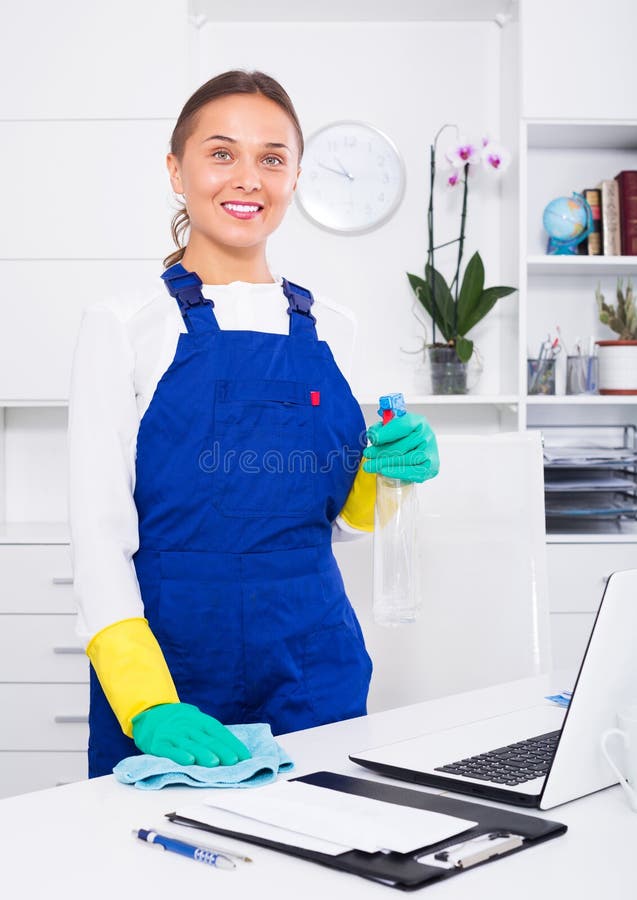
[417,831,525,870]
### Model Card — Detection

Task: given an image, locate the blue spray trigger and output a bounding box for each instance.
[377,393,407,420]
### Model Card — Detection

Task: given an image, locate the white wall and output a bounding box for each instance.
[199,19,511,400]
[0,0,190,522]
[520,0,636,120]
[0,4,517,521]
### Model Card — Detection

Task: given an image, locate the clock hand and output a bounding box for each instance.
[318,161,353,179]
[334,155,354,181]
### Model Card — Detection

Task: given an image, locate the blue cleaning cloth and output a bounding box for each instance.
[112,723,294,791]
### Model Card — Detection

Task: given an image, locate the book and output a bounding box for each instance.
[615,170,637,256]
[583,188,602,255]
[576,189,592,255]
[599,179,621,256]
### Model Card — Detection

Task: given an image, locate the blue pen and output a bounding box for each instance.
[133,828,236,870]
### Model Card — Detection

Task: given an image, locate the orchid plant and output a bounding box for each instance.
[407,126,516,363]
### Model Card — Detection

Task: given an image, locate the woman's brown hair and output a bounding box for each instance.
[163,69,304,268]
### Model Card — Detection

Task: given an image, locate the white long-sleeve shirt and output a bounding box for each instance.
[68,274,364,646]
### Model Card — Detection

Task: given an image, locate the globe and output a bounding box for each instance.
[542,193,592,255]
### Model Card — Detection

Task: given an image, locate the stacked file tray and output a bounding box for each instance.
[536,425,637,533]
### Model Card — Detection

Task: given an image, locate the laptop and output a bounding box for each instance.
[350,568,637,810]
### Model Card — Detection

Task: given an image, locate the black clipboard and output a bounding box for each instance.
[165,770,567,890]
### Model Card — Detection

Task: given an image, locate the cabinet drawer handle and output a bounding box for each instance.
[53,646,84,655]
[51,577,74,585]
[54,715,88,725]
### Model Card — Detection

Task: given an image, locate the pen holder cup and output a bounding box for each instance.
[527,358,556,395]
[566,355,599,395]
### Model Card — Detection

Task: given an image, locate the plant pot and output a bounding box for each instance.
[595,340,637,394]
[427,345,468,395]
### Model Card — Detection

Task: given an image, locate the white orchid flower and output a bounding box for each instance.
[481,140,511,173]
[444,139,481,169]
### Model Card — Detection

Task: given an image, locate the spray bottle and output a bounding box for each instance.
[372,393,421,626]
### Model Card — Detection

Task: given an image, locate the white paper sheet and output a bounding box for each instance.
[173,803,351,856]
[195,780,477,854]
[544,448,637,465]
[544,476,636,491]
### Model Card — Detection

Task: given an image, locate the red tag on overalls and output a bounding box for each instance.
[310,391,321,406]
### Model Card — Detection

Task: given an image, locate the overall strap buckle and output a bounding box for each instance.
[161,263,215,314]
[282,278,316,324]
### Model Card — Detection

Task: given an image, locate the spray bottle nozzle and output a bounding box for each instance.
[378,393,406,424]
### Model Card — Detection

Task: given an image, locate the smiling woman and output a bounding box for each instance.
[164,71,305,280]
[67,68,439,780]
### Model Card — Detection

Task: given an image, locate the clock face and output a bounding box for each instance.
[296,120,406,234]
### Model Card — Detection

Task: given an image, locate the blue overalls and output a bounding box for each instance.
[87,264,373,777]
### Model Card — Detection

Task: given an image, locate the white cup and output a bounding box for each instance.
[601,703,637,811]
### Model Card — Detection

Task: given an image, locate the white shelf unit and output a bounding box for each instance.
[527,396,637,406]
[527,255,637,276]
[520,118,637,550]
[521,118,637,424]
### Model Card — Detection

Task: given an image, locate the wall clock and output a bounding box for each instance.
[295,120,406,234]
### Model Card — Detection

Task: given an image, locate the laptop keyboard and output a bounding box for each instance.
[434,730,560,786]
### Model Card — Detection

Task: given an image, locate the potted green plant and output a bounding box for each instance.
[407,127,516,394]
[596,278,637,394]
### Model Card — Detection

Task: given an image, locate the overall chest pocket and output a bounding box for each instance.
[211,379,316,518]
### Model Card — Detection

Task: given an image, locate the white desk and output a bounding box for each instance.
[1,674,634,898]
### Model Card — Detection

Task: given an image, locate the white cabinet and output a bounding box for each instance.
[0,545,77,613]
[0,121,174,263]
[0,544,89,800]
[546,540,637,671]
[0,261,159,402]
[0,753,87,798]
[0,0,188,800]
[546,542,637,613]
[0,617,87,682]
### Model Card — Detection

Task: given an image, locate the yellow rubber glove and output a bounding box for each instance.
[86,617,179,737]
[339,463,376,532]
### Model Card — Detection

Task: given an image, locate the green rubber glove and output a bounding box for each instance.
[363,412,440,483]
[131,702,252,767]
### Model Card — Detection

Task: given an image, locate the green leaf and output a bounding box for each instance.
[456,252,485,336]
[407,270,454,341]
[609,316,624,334]
[455,335,474,363]
[424,264,456,338]
[458,285,516,336]
[407,273,437,330]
